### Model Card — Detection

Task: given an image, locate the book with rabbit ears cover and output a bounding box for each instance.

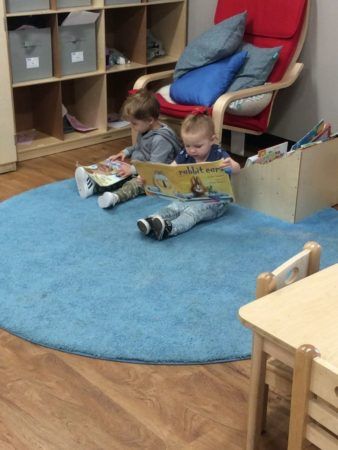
[133,160,234,203]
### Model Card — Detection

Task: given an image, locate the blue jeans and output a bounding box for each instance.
[155,201,229,236]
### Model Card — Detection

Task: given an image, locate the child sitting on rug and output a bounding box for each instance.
[137,111,241,240]
[75,89,181,208]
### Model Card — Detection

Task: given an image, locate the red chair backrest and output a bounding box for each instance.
[152,0,309,133]
[214,0,308,82]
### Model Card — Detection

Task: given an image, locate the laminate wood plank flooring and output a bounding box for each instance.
[0,140,314,449]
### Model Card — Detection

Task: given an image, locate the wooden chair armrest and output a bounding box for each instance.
[212,62,304,139]
[133,70,175,90]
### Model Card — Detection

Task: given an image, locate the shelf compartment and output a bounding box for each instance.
[49,0,101,12]
[13,76,60,88]
[17,127,131,161]
[146,55,177,67]
[147,0,186,61]
[105,6,147,67]
[106,69,145,119]
[60,70,105,81]
[5,0,50,14]
[1,0,187,167]
[61,75,107,136]
[105,0,141,5]
[16,132,62,155]
[56,0,92,8]
[106,61,145,73]
[13,82,63,151]
[146,0,186,4]
[63,128,119,142]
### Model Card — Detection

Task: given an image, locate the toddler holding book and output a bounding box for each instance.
[137,111,241,240]
[75,89,181,208]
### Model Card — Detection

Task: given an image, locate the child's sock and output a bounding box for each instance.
[98,192,120,209]
[75,167,95,199]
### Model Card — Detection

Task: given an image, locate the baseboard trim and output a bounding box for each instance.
[0,162,16,174]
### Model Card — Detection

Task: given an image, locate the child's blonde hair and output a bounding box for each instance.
[121,89,160,121]
[181,111,215,138]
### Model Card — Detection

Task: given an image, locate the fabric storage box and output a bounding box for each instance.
[57,0,91,7]
[232,139,338,223]
[6,0,50,13]
[105,0,141,5]
[8,28,52,83]
[59,23,97,76]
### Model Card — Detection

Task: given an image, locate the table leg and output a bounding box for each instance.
[246,333,268,450]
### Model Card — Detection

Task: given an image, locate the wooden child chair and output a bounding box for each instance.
[255,241,321,431]
[288,344,338,450]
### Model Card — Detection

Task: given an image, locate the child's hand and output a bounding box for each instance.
[136,175,145,187]
[118,165,132,177]
[219,157,232,169]
[108,151,126,162]
[219,157,241,174]
[219,158,233,175]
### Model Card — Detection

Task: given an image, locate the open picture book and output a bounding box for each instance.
[133,161,234,203]
[77,159,131,187]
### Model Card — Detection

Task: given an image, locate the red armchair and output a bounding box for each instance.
[134,0,310,155]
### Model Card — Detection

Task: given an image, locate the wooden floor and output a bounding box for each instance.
[0,140,304,450]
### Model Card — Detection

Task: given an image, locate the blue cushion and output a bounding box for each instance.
[174,11,247,80]
[170,51,248,107]
[228,43,282,92]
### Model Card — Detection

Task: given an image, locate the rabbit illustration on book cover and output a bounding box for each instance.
[190,176,207,197]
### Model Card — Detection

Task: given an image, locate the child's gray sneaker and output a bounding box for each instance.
[151,215,172,240]
[98,192,119,209]
[75,166,95,199]
[137,217,155,236]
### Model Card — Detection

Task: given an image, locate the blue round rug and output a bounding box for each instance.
[1,179,337,364]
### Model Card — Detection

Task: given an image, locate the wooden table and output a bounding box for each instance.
[239,263,338,450]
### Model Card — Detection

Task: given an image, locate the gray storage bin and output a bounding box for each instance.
[59,23,97,76]
[8,28,53,83]
[57,0,91,8]
[6,0,50,13]
[105,0,141,5]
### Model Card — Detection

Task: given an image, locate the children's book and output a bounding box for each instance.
[245,142,288,167]
[298,122,332,149]
[291,119,331,151]
[313,122,331,141]
[291,120,325,151]
[133,160,234,203]
[78,159,131,187]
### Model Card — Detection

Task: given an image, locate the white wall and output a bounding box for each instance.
[188,0,218,41]
[188,0,338,141]
[270,0,338,140]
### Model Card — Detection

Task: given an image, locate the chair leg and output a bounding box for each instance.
[246,333,268,450]
[287,345,320,450]
[260,383,269,433]
[231,131,246,156]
